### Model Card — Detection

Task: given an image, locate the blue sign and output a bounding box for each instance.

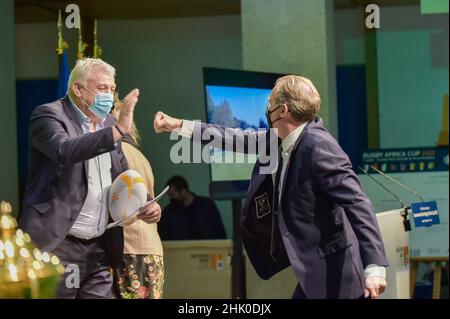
[411,201,440,228]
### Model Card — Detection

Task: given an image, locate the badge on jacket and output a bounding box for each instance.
[254,192,271,219]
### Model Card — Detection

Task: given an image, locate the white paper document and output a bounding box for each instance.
[106,185,170,229]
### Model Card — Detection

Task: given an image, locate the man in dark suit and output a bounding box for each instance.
[153,75,388,299]
[19,58,162,299]
[159,175,227,240]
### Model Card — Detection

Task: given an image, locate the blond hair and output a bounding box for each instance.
[271,75,321,123]
[68,58,116,99]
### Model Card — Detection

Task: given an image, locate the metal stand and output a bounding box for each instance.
[231,198,246,299]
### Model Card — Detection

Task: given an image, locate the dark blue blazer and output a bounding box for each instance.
[193,117,388,298]
[159,195,227,240]
[18,96,128,268]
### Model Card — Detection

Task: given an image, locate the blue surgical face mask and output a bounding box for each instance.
[80,85,114,119]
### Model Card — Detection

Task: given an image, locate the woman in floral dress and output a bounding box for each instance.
[112,97,164,299]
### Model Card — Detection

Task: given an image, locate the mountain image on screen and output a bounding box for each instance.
[204,84,272,182]
[206,87,269,130]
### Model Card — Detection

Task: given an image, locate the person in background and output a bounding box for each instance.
[111,95,164,299]
[158,176,227,240]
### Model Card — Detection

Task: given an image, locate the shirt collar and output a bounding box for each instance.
[281,122,307,154]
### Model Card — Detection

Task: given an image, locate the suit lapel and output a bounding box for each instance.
[61,96,84,136]
[61,96,90,181]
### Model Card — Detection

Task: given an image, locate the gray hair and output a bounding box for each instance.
[68,58,116,98]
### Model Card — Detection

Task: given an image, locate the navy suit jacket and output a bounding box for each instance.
[192,117,388,298]
[19,96,128,268]
[159,195,227,240]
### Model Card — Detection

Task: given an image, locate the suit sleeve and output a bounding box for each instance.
[311,138,388,267]
[178,120,268,154]
[30,108,116,165]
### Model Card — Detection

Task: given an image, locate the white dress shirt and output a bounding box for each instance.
[68,97,112,240]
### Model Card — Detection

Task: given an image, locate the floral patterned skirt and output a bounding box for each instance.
[117,254,164,299]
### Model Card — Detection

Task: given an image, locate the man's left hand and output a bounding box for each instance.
[137,202,162,224]
[364,275,387,299]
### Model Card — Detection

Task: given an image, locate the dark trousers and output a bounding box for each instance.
[51,235,113,299]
